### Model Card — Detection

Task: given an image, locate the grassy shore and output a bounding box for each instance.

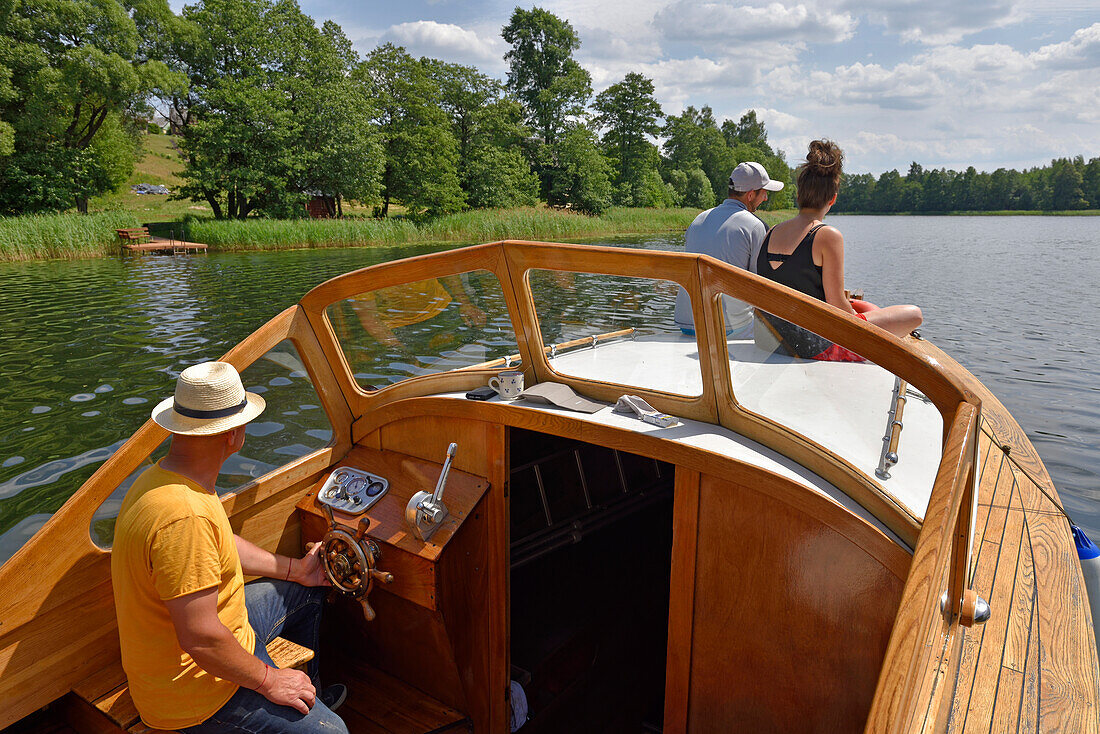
[0,206,795,262]
[187,206,714,251]
[0,206,696,262]
[0,211,144,262]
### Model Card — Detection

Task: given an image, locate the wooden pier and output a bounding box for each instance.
[122,237,207,254]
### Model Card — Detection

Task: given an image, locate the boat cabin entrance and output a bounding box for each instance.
[509,428,674,732]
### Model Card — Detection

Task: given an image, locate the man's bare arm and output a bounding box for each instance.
[233,535,328,587]
[164,587,315,714]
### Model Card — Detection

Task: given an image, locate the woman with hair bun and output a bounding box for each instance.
[755,139,922,361]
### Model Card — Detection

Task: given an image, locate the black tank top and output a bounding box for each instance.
[756,223,827,301]
[754,224,833,358]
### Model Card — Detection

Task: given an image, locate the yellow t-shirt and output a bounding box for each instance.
[110,463,256,729]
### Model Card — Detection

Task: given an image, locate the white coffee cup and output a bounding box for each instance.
[489,370,524,400]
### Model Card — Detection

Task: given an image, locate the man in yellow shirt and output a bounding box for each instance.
[111,362,347,733]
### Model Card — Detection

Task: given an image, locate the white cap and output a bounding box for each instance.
[730,162,784,192]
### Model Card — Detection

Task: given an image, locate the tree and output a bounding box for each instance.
[722,110,768,150]
[547,126,612,214]
[1050,158,1087,210]
[167,0,382,219]
[293,21,382,216]
[501,7,591,149]
[425,59,538,209]
[682,168,715,209]
[662,106,739,203]
[358,44,463,218]
[0,0,180,213]
[1083,157,1100,208]
[592,72,663,206]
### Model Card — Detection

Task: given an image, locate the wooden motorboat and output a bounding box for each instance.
[1,240,1096,733]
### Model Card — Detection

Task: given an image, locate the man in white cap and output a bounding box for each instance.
[111,361,348,734]
[673,161,785,338]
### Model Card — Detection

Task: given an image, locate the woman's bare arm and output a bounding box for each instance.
[815,227,855,314]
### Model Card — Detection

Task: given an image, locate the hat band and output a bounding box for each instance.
[174,397,248,419]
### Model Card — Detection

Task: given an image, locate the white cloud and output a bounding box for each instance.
[764,61,947,110]
[382,20,506,70]
[848,0,1028,45]
[655,1,856,47]
[750,107,809,134]
[1031,22,1100,70]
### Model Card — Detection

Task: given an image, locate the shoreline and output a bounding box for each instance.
[0,207,794,264]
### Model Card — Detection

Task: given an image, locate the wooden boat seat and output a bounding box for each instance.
[64,636,471,734]
[65,637,314,733]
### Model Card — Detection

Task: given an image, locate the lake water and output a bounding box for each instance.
[0,215,1097,562]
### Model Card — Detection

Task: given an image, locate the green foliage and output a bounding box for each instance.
[832,156,1100,213]
[662,107,793,210]
[682,168,715,209]
[0,0,179,212]
[502,6,592,148]
[359,44,464,219]
[182,206,701,251]
[0,210,141,260]
[163,0,381,219]
[662,106,733,202]
[425,60,538,209]
[547,126,613,215]
[593,72,663,207]
[721,110,768,150]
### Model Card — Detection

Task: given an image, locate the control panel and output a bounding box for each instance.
[317,467,388,514]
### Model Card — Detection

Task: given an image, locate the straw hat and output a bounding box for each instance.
[151,362,266,436]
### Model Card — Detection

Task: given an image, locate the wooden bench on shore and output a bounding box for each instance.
[116,228,152,245]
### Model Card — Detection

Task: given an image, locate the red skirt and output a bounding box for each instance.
[812,312,868,362]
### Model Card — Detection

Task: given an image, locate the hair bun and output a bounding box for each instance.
[805,139,844,176]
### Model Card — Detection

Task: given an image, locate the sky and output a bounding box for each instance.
[178,0,1100,175]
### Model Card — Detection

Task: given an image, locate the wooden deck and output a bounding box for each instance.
[122,237,207,254]
[941,394,1098,732]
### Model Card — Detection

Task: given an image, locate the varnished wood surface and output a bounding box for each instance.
[669,472,907,733]
[866,404,979,732]
[296,444,490,563]
[295,240,970,541]
[334,654,469,733]
[65,636,316,733]
[939,414,1099,733]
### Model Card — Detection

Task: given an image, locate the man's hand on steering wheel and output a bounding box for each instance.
[291,542,330,587]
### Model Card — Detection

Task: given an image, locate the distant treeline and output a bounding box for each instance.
[832,157,1100,213]
[0,1,790,219]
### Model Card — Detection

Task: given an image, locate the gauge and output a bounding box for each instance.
[365,479,385,497]
[333,470,349,484]
[345,477,366,495]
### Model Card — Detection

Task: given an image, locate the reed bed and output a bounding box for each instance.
[0,206,795,262]
[0,212,142,262]
[187,207,707,251]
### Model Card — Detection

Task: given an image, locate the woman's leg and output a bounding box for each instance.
[863,304,922,338]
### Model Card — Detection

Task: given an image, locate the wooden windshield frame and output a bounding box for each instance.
[298,239,983,730]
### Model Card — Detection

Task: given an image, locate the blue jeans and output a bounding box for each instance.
[181,580,347,734]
